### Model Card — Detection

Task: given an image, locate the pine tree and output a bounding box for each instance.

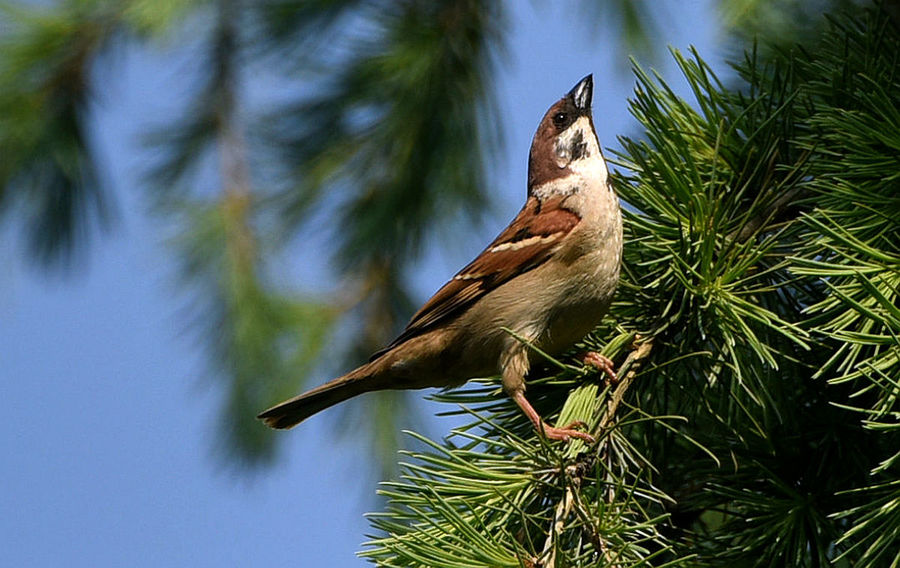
[2,0,897,563]
[363,6,900,567]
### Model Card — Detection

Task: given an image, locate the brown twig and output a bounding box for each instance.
[599,337,654,431]
[539,484,576,568]
[538,337,655,567]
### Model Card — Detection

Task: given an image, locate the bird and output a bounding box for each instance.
[258,75,623,442]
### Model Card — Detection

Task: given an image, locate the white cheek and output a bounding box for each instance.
[554,120,584,165]
[557,116,608,184]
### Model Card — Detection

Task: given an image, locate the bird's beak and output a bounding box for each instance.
[569,74,593,111]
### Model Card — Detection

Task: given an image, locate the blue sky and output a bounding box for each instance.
[1,3,726,566]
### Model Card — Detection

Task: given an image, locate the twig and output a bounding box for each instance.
[539,337,655,567]
[599,337,654,431]
[539,483,576,568]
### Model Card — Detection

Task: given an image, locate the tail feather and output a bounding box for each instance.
[257,368,376,429]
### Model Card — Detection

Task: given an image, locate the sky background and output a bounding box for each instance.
[1,2,728,566]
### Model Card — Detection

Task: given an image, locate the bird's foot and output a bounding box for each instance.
[539,420,595,444]
[510,390,595,444]
[582,351,618,386]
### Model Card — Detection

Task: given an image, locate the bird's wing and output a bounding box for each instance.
[370,195,580,360]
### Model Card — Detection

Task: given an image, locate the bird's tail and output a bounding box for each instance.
[257,364,378,429]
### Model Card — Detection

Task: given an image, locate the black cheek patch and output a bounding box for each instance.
[569,130,588,161]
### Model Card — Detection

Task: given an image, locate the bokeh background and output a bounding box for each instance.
[0,1,855,566]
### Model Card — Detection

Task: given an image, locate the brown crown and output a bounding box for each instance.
[527,76,594,191]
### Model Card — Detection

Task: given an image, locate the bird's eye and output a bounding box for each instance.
[552,111,570,129]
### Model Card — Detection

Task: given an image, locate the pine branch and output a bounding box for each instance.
[367,5,899,566]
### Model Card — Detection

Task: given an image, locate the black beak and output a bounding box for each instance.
[568,74,593,111]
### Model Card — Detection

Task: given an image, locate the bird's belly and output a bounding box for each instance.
[449,249,619,364]
[538,245,620,351]
[541,284,613,353]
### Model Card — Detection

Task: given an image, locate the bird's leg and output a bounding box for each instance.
[581,351,618,386]
[510,390,596,443]
[502,343,595,444]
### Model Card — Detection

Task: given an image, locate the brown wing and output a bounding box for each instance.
[370,195,580,360]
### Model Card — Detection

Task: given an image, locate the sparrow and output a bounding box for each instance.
[259,75,623,442]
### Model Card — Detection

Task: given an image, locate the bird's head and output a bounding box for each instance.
[527,75,606,193]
